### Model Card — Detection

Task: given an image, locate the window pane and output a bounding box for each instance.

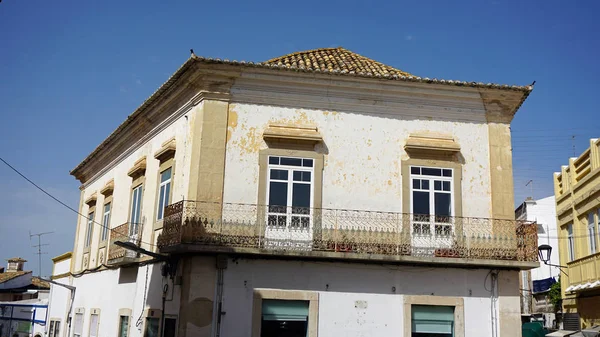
[442,169,452,177]
[442,181,451,191]
[411,167,420,175]
[422,168,442,176]
[90,314,99,337]
[269,182,288,212]
[280,157,302,166]
[292,184,311,214]
[54,321,60,337]
[158,185,166,220]
[302,159,313,167]
[293,171,302,181]
[144,318,160,337]
[434,181,442,191]
[160,167,172,183]
[413,179,420,189]
[119,316,129,337]
[164,182,171,207]
[269,156,279,165]
[302,171,311,182]
[421,180,429,190]
[435,193,451,217]
[163,318,177,337]
[270,169,288,180]
[413,191,430,215]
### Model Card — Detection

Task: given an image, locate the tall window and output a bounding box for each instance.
[73,313,83,337]
[410,166,453,235]
[118,315,130,337]
[49,320,60,337]
[568,224,575,262]
[266,156,314,229]
[101,203,111,242]
[163,318,177,337]
[411,305,454,337]
[144,317,160,337]
[85,212,94,248]
[130,185,143,235]
[89,313,99,337]
[588,212,597,254]
[157,167,172,221]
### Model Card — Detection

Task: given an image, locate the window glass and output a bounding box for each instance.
[90,314,99,337]
[130,185,143,234]
[163,318,177,337]
[85,213,94,248]
[101,203,111,241]
[157,167,172,220]
[411,305,454,337]
[261,300,309,337]
[144,318,160,337]
[73,313,83,337]
[119,316,129,337]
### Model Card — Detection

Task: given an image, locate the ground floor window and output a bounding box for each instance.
[49,320,60,337]
[73,313,83,337]
[144,317,160,337]
[261,299,309,337]
[411,305,454,337]
[163,317,177,337]
[119,315,130,337]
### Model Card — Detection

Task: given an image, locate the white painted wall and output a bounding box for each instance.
[519,196,559,281]
[223,102,492,218]
[219,258,509,337]
[74,107,193,271]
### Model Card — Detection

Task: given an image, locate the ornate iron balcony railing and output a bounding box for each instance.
[157,201,538,262]
[108,221,143,263]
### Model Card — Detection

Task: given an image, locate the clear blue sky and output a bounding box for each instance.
[1,0,599,276]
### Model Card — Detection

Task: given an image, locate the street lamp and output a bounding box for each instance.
[537,244,568,276]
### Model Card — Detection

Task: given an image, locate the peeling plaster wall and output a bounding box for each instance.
[223,102,492,217]
[219,258,495,337]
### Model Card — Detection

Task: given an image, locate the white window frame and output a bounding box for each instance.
[157,167,172,221]
[588,212,597,254]
[73,313,84,337]
[130,184,143,236]
[101,203,111,242]
[567,223,575,261]
[49,319,61,337]
[409,166,454,236]
[266,156,315,230]
[85,212,94,248]
[89,313,99,337]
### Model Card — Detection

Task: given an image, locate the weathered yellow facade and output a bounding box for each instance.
[554,138,600,329]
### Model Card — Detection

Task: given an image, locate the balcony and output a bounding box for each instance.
[566,252,600,293]
[157,201,538,269]
[107,222,142,265]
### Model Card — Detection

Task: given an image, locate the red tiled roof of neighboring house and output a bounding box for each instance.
[0,271,30,284]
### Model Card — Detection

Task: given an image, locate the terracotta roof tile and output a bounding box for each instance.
[0,271,29,284]
[263,47,413,78]
[31,277,50,289]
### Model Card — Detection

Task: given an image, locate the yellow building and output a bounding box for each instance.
[554,138,600,330]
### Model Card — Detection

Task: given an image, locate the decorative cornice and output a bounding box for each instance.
[52,252,72,263]
[404,132,461,154]
[127,157,147,178]
[51,272,71,280]
[100,179,114,196]
[263,124,323,144]
[84,193,97,206]
[154,138,177,162]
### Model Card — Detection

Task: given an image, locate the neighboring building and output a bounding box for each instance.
[46,253,74,337]
[554,138,600,331]
[515,196,559,327]
[0,258,50,337]
[62,47,538,337]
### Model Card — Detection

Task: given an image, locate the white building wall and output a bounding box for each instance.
[223,103,492,218]
[74,109,193,270]
[219,258,510,337]
[524,196,559,281]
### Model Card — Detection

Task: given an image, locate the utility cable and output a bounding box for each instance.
[0,156,156,248]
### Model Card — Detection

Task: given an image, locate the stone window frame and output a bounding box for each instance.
[83,196,97,254]
[257,148,324,235]
[142,308,163,337]
[251,289,319,337]
[153,154,176,230]
[88,308,101,337]
[117,308,132,337]
[127,158,147,238]
[401,158,463,236]
[403,295,465,337]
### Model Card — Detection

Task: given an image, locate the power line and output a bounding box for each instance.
[0,156,156,248]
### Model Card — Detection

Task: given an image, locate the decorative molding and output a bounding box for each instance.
[51,252,72,263]
[51,272,71,280]
[404,132,461,154]
[154,138,177,162]
[84,193,97,206]
[100,180,114,196]
[127,157,147,178]
[263,123,322,144]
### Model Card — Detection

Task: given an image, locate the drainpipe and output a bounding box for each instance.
[490,270,500,337]
[214,255,227,337]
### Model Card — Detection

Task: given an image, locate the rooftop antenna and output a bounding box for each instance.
[525,180,534,200]
[29,231,54,277]
[572,135,576,157]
